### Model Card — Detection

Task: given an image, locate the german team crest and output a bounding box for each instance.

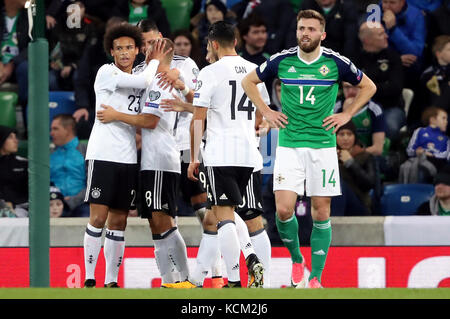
[319,64,329,76]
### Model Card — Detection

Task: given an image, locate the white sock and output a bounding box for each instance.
[251,229,272,288]
[234,212,255,259]
[210,245,223,278]
[103,229,125,285]
[83,223,103,281]
[217,220,241,283]
[154,238,177,284]
[190,232,218,286]
[165,228,190,281]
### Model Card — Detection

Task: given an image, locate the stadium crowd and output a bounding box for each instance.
[0,0,449,245]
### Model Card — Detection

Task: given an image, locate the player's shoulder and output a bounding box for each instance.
[367,100,384,116]
[268,46,298,63]
[133,61,147,74]
[321,47,352,65]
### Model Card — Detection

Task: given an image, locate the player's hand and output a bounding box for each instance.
[97,104,118,123]
[188,162,200,181]
[262,109,288,129]
[160,93,186,112]
[157,68,180,91]
[323,112,352,134]
[146,38,172,64]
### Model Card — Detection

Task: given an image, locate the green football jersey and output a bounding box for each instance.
[257,46,363,148]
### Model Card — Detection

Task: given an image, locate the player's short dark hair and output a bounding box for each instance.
[53,114,76,134]
[137,19,159,33]
[238,13,267,38]
[421,106,447,126]
[207,20,236,48]
[103,23,142,55]
[297,9,326,31]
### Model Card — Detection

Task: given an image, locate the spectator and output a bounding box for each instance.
[50,114,89,217]
[357,21,405,141]
[72,16,126,140]
[0,125,28,217]
[407,0,442,12]
[378,0,426,78]
[332,121,377,216]
[114,0,171,36]
[419,35,450,116]
[417,163,450,215]
[171,29,203,68]
[400,106,449,183]
[334,82,386,157]
[193,0,236,63]
[49,186,70,218]
[49,1,97,91]
[230,0,295,54]
[237,13,272,92]
[0,0,31,127]
[291,0,359,59]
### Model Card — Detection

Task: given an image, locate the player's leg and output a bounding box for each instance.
[308,196,331,288]
[151,171,190,282]
[239,171,270,288]
[83,203,108,287]
[305,147,340,288]
[83,159,115,288]
[214,205,242,287]
[245,216,271,288]
[102,162,137,287]
[273,147,307,287]
[103,208,128,287]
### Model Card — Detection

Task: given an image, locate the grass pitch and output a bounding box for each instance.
[0,288,449,299]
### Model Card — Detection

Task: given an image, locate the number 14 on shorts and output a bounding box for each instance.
[321,169,336,188]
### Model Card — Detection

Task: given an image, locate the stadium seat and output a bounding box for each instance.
[48,91,77,124]
[0,91,18,128]
[161,0,193,32]
[380,183,435,216]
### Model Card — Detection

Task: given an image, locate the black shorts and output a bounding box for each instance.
[139,170,180,219]
[236,170,264,221]
[179,151,206,202]
[205,166,253,208]
[84,159,138,211]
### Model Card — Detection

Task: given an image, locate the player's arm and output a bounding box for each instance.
[242,70,288,128]
[323,73,377,134]
[97,104,160,129]
[188,106,207,181]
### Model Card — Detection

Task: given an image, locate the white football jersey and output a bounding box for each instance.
[86,62,158,164]
[171,56,199,152]
[193,55,270,168]
[140,73,182,173]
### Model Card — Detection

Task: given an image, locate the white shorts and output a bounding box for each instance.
[273,146,341,197]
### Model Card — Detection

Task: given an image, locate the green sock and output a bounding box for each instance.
[309,219,332,282]
[275,213,303,263]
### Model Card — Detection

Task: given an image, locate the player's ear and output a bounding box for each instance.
[321,31,327,41]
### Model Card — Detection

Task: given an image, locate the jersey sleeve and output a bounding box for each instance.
[255,56,279,83]
[334,55,363,85]
[94,64,120,92]
[193,67,216,108]
[180,58,199,90]
[141,81,165,118]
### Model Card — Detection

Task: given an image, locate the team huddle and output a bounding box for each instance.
[82,10,376,289]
